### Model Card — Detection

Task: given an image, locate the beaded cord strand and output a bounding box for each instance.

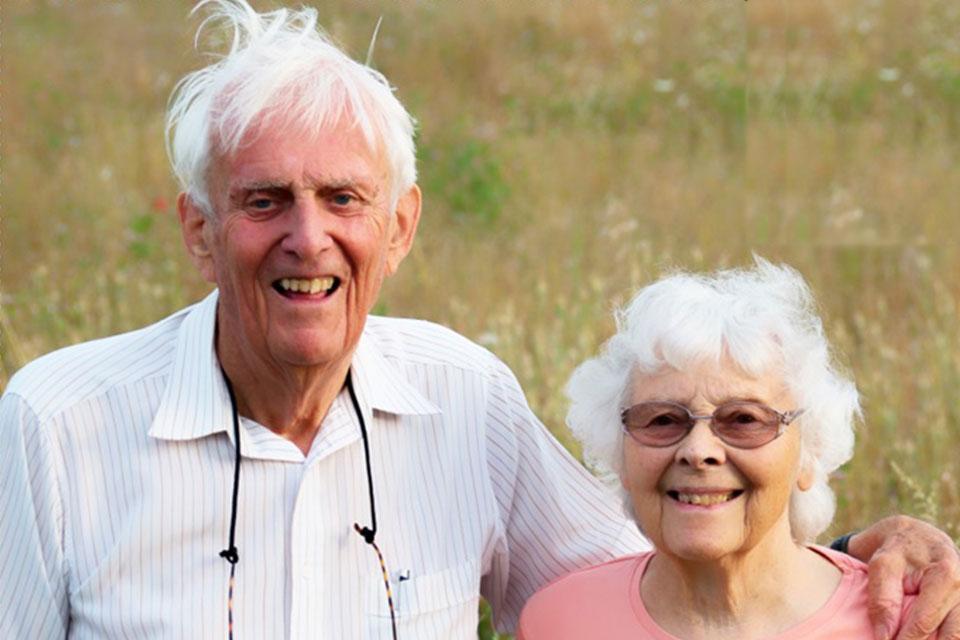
[347,372,398,640]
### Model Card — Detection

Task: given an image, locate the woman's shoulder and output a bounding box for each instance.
[518,553,654,639]
[533,552,651,599]
[777,545,915,639]
[809,544,869,574]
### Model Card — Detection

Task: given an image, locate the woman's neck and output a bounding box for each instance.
[641,525,842,640]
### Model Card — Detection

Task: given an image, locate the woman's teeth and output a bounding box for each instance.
[279,277,334,294]
[672,491,740,506]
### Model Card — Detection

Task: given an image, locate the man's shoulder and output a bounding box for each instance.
[364,315,504,374]
[4,304,192,421]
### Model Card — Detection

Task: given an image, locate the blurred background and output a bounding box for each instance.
[3,0,959,636]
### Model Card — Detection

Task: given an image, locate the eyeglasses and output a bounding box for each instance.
[620,400,804,449]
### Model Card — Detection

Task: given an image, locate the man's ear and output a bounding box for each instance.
[177,192,217,284]
[384,184,422,277]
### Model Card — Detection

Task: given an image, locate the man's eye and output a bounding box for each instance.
[331,193,355,206]
[243,195,284,217]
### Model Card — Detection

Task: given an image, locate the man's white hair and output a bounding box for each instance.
[566,258,861,543]
[166,0,417,216]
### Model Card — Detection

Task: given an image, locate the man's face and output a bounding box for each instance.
[179,121,420,374]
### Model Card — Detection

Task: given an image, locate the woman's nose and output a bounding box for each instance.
[674,420,727,468]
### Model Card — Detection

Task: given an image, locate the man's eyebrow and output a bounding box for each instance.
[228,176,381,198]
[308,176,368,191]
[231,180,290,193]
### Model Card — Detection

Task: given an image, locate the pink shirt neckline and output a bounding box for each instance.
[628,546,861,639]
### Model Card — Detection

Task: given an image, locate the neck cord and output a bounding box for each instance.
[346,371,398,640]
[218,369,396,640]
[346,372,377,543]
[219,368,241,639]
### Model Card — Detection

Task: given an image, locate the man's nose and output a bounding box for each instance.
[280,197,334,257]
[674,420,727,469]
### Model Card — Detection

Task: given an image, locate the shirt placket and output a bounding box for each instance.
[289,396,363,638]
[289,465,321,637]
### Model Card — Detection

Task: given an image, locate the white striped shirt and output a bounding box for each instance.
[0,290,647,639]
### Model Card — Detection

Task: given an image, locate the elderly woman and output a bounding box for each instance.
[518,260,915,639]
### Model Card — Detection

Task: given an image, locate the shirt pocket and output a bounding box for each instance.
[365,559,480,638]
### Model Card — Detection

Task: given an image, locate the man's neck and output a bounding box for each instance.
[216,338,355,456]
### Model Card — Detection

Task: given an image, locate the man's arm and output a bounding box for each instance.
[0,392,69,638]
[847,516,960,640]
[479,360,648,633]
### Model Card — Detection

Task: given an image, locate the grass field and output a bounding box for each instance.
[3,1,959,637]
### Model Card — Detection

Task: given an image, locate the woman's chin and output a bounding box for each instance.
[663,536,740,563]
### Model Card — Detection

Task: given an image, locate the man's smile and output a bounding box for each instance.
[272,276,341,298]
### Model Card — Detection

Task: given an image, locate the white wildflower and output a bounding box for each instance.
[878,67,900,82]
[653,78,675,93]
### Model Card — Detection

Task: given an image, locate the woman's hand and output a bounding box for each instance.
[848,515,960,640]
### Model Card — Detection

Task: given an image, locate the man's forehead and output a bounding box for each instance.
[211,123,389,192]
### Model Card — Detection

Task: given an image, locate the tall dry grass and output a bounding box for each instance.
[3,1,959,635]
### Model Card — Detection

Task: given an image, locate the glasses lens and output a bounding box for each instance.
[712,402,781,448]
[623,403,691,446]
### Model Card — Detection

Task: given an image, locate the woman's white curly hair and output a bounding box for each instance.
[566,258,861,542]
[166,0,417,216]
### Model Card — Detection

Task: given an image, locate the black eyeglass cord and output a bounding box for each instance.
[218,368,397,640]
[347,373,377,543]
[346,372,399,640]
[219,368,241,640]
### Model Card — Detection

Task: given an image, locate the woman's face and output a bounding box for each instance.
[622,358,813,562]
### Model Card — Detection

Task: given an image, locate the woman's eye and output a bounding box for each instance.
[650,413,682,427]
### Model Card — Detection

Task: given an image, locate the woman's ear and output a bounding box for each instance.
[797,457,816,492]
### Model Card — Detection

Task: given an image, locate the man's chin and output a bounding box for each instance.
[268,337,352,371]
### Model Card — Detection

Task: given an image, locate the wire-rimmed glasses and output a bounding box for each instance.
[620,400,804,449]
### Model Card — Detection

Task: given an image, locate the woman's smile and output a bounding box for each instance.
[665,487,745,509]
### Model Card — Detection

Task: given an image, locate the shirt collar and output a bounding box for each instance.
[148,290,229,441]
[149,291,440,442]
[350,329,442,417]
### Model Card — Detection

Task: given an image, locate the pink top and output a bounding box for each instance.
[518,546,914,639]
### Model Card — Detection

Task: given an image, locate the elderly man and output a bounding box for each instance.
[2,2,958,639]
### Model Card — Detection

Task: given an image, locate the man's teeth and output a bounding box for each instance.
[675,492,737,506]
[279,277,335,294]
